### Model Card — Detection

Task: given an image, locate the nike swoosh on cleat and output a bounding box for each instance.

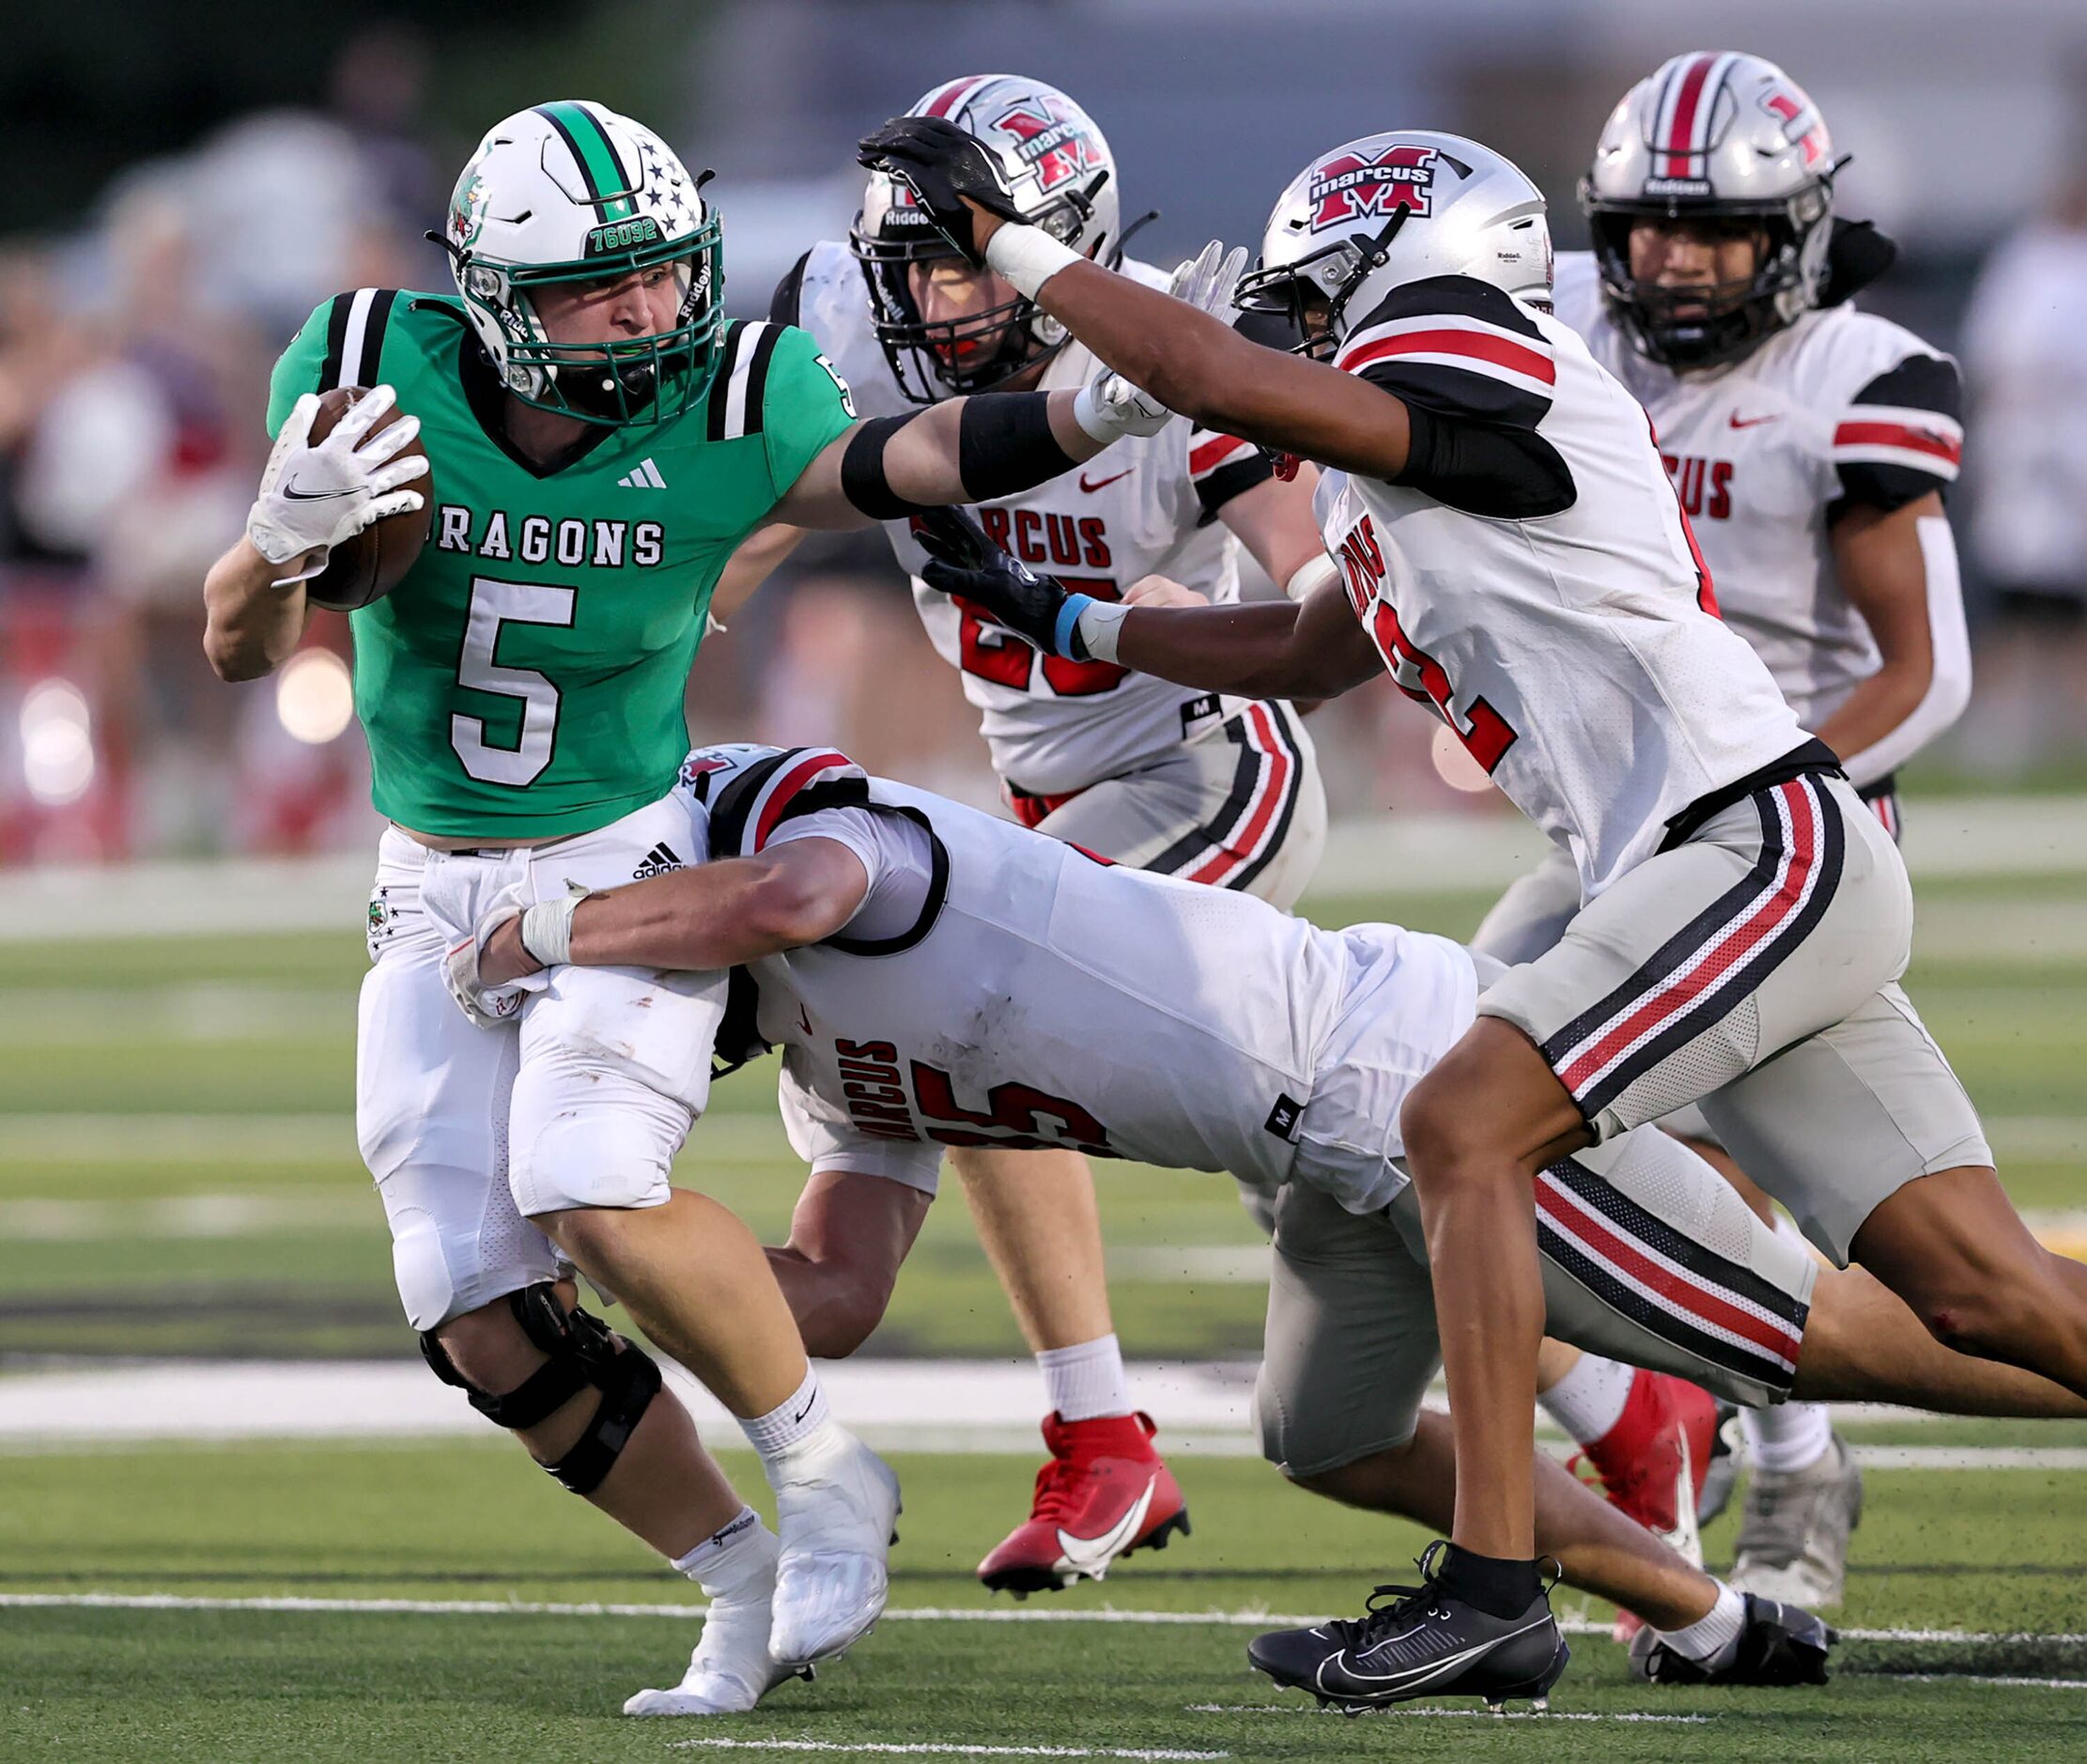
[1330,1614,1555,1690]
[1079,469,1133,492]
[1054,1478,1157,1578]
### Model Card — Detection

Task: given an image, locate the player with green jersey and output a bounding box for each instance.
[202,98,1228,1718]
[261,278,858,836]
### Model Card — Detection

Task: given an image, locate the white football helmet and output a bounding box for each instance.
[441,101,724,425]
[850,74,1123,402]
[1582,52,1841,368]
[1235,132,1552,357]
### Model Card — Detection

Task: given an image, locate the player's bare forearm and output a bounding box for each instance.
[203,538,311,683]
[485,841,871,983]
[1030,255,1414,481]
[1117,577,1381,702]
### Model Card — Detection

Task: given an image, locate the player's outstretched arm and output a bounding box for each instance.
[475,838,872,989]
[858,118,1416,484]
[771,388,1110,531]
[913,506,1380,703]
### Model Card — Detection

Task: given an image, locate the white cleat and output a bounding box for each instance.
[768,1428,902,1667]
[1731,1433,1864,1610]
[624,1532,809,1717]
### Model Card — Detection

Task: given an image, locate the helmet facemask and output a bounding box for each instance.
[1235,207,1416,362]
[850,191,1095,403]
[445,187,726,426]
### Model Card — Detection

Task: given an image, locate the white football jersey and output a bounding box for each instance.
[679,743,1426,1195]
[1315,273,1809,902]
[1554,252,1964,736]
[787,240,1273,796]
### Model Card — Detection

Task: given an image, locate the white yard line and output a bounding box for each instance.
[3,1358,2084,1459]
[671,1744,1227,1760]
[1882,1674,2087,1690]
[2,1592,2080,1654]
[0,1111,791,1165]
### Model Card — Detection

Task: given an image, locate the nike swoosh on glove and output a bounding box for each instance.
[914,507,1088,659]
[247,383,428,580]
[857,116,1024,269]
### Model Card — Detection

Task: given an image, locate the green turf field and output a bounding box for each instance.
[2,865,2084,1757]
[4,1442,2086,1760]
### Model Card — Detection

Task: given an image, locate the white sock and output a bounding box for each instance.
[1655,1580,1748,1666]
[1743,1400,1833,1475]
[672,1505,773,1595]
[739,1366,841,1483]
[1538,1353,1635,1447]
[1037,1333,1133,1422]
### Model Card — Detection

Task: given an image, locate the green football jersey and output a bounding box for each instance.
[267,289,857,839]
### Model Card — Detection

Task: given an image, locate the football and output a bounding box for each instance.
[301,385,432,611]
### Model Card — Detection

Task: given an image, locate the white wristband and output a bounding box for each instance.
[1283,553,1341,603]
[1074,598,1132,664]
[984,224,1080,300]
[518,896,580,967]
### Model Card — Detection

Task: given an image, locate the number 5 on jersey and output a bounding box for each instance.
[452,576,575,786]
[1336,515,1517,774]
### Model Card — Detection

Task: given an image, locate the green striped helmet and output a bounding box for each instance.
[444,101,724,426]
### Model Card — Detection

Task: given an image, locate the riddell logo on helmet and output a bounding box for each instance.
[1307,145,1438,229]
[991,97,1101,193]
[1640,176,1714,198]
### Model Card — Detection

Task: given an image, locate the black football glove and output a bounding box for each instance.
[914,506,1089,658]
[858,116,1024,269]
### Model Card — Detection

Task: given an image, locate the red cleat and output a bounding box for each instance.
[977,1412,1189,1596]
[1570,1370,1717,1643]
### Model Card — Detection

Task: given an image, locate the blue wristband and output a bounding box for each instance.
[1052,593,1095,658]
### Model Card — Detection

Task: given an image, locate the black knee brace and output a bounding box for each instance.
[419,1283,663,1495]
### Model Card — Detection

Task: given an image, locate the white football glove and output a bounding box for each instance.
[1069,240,1250,445]
[246,384,429,580]
[441,884,537,1029]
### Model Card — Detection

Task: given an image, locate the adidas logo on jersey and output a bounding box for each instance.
[631,841,684,878]
[618,458,667,489]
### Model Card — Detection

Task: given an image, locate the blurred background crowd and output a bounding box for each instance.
[5,0,2087,863]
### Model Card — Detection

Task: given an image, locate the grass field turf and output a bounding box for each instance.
[5,1441,2087,1761]
[2,867,2085,1757]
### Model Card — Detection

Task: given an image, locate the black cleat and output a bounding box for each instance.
[1248,1545,1569,1714]
[1629,1593,1834,1687]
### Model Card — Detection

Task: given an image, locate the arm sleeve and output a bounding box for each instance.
[1335,274,1573,518]
[1836,513,1973,785]
[1185,422,1275,522]
[780,1060,943,1196]
[1831,352,1964,517]
[265,297,344,440]
[761,323,860,501]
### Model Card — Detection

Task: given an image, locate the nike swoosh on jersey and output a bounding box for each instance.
[281,480,358,501]
[1079,468,1134,492]
[1727,411,1780,429]
[1053,1478,1156,1578]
